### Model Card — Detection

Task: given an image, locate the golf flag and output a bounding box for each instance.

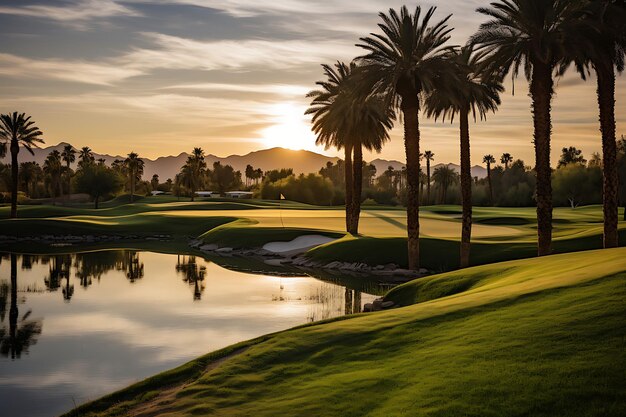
[280,193,286,200]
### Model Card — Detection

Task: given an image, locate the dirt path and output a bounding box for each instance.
[128,347,249,417]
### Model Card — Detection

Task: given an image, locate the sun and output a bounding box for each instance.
[260,102,320,152]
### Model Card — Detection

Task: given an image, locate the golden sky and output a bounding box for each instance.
[0,0,624,165]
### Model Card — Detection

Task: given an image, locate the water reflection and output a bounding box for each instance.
[0,250,381,417]
[0,254,43,359]
[176,255,206,300]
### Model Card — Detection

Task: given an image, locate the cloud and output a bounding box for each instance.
[0,53,144,85]
[0,0,140,24]
[160,82,310,96]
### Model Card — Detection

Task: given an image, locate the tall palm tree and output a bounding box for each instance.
[358,6,454,270]
[483,154,496,205]
[425,45,503,267]
[124,152,144,203]
[43,150,63,205]
[472,0,585,256]
[307,61,394,234]
[61,144,76,202]
[0,112,44,218]
[501,153,513,169]
[423,150,435,205]
[78,146,94,169]
[432,165,459,204]
[562,0,625,248]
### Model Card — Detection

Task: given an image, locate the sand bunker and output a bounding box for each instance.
[263,235,337,254]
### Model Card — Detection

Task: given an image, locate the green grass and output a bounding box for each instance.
[67,247,626,417]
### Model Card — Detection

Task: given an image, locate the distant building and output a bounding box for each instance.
[224,191,253,199]
[151,191,165,196]
[196,191,216,197]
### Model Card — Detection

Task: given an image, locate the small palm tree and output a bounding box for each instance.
[425,45,503,267]
[472,0,584,255]
[423,151,435,205]
[357,5,455,270]
[432,165,459,204]
[78,146,94,169]
[61,144,76,202]
[180,147,206,201]
[307,61,394,234]
[501,153,513,169]
[483,154,496,205]
[18,162,42,198]
[43,150,63,205]
[124,152,144,203]
[0,112,44,218]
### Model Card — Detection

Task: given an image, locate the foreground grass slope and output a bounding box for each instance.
[70,248,626,417]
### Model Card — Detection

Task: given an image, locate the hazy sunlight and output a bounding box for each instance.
[260,102,319,152]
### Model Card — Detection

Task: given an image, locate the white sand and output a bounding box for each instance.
[262,235,337,254]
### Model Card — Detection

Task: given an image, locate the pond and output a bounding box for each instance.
[0,250,381,417]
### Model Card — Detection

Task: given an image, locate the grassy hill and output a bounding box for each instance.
[67,248,626,417]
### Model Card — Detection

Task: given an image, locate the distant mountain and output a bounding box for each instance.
[371,158,487,179]
[1,143,487,180]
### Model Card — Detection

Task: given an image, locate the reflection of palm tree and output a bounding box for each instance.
[62,274,74,302]
[176,256,206,300]
[0,254,42,359]
[344,288,353,315]
[353,290,362,314]
[122,252,144,283]
[74,251,123,287]
[45,255,71,292]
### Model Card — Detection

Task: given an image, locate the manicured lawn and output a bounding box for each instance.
[67,247,626,417]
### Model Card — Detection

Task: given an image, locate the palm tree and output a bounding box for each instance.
[0,112,44,218]
[307,61,394,234]
[61,144,76,202]
[425,45,503,268]
[358,6,454,270]
[501,153,513,169]
[18,162,42,198]
[432,165,459,204]
[123,152,144,203]
[423,150,435,205]
[483,154,496,205]
[180,147,206,201]
[78,146,94,168]
[43,150,63,205]
[562,0,625,248]
[472,0,584,256]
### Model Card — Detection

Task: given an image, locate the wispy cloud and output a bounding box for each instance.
[0,0,140,25]
[160,83,310,96]
[0,53,143,85]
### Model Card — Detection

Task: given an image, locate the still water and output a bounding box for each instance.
[0,251,378,417]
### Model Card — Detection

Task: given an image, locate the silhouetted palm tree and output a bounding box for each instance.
[432,165,459,204]
[501,153,513,169]
[483,154,496,205]
[43,150,63,205]
[358,6,454,269]
[180,147,206,201]
[307,61,394,234]
[472,0,584,256]
[425,45,503,267]
[0,112,44,218]
[78,146,95,169]
[18,162,42,198]
[124,152,144,203]
[423,151,435,205]
[61,144,76,202]
[562,0,625,248]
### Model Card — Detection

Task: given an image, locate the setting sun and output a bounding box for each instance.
[260,102,320,152]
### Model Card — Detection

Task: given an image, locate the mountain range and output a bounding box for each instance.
[1,143,487,180]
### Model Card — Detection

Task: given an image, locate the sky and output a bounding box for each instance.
[0,0,624,166]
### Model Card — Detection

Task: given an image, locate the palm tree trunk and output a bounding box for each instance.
[344,144,354,234]
[459,107,472,268]
[596,64,619,248]
[530,60,554,256]
[426,161,431,205]
[130,175,135,203]
[10,141,19,218]
[401,93,421,271]
[351,144,363,234]
[487,165,493,205]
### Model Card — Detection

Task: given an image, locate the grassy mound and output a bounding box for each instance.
[69,248,626,417]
